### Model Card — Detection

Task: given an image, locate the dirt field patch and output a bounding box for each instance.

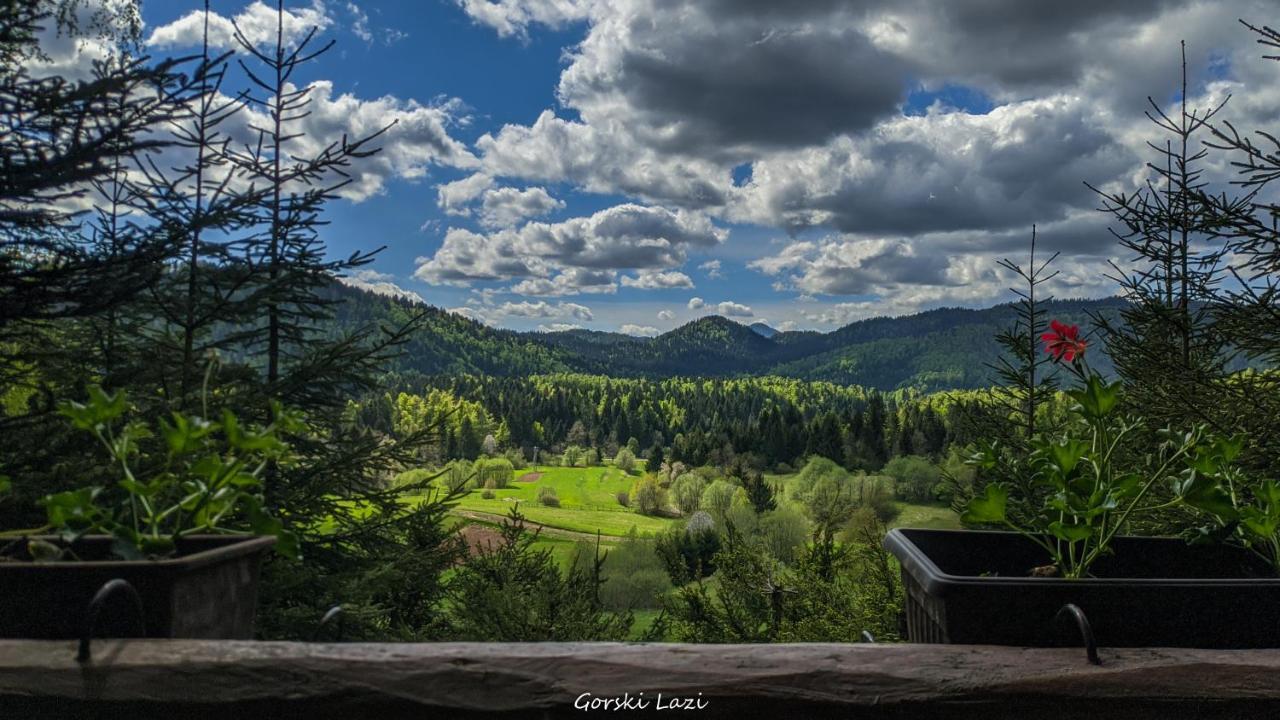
[457,523,506,557]
[516,471,543,483]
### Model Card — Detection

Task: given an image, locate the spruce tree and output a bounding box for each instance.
[1089,42,1233,432]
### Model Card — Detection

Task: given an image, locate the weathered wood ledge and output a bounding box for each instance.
[3,640,1280,719]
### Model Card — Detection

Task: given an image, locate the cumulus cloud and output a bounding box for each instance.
[339,270,424,303]
[749,237,952,296]
[146,0,333,50]
[657,309,675,320]
[456,0,594,39]
[698,259,723,278]
[243,82,475,201]
[716,301,753,317]
[479,186,565,228]
[438,173,496,216]
[537,322,583,332]
[510,268,618,296]
[415,204,726,289]
[730,94,1133,236]
[619,323,660,337]
[687,297,705,310]
[620,270,694,290]
[454,299,594,326]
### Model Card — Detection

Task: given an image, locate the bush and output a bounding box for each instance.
[632,476,663,516]
[616,490,630,507]
[476,457,514,489]
[562,445,584,467]
[584,448,600,466]
[614,447,637,473]
[504,448,527,468]
[670,472,706,515]
[481,489,495,499]
[445,458,476,491]
[760,507,810,564]
[595,530,672,611]
[484,477,497,490]
[700,480,744,523]
[537,485,560,507]
[882,455,942,503]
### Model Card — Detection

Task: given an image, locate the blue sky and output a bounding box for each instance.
[133,0,1273,334]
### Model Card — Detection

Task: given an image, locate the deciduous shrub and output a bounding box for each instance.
[632,476,663,516]
[476,457,513,489]
[614,447,637,473]
[538,485,560,507]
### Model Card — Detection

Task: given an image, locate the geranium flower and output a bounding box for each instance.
[1041,320,1087,362]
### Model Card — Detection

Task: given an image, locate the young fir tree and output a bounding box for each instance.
[1088,42,1234,433]
[0,0,197,384]
[0,0,203,527]
[1197,21,1280,473]
[130,0,265,408]
[222,0,458,639]
[946,228,1064,521]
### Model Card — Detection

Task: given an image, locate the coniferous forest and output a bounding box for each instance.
[8,0,1280,652]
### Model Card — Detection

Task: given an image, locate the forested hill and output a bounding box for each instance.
[331,283,1123,391]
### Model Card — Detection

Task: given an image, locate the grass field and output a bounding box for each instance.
[410,465,678,538]
[398,465,960,555]
[889,501,961,529]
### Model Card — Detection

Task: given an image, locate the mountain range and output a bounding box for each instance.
[331,283,1125,391]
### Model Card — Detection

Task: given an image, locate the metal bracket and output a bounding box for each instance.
[312,604,345,641]
[1054,603,1100,666]
[77,578,145,663]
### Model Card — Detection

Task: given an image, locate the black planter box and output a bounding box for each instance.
[0,534,274,640]
[884,528,1280,648]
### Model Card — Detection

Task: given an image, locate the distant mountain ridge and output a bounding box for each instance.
[332,282,1124,391]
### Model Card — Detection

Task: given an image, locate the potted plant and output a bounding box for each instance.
[885,321,1280,649]
[0,384,300,640]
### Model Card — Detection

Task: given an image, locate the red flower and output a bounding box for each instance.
[1041,320,1087,362]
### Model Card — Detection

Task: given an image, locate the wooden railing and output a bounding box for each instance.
[3,640,1279,718]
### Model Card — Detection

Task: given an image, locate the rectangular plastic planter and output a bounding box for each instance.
[0,534,274,640]
[884,528,1280,648]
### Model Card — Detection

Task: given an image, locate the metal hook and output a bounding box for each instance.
[77,578,146,663]
[1054,603,1100,666]
[311,604,345,641]
[860,630,876,643]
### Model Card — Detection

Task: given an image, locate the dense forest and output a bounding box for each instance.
[366,373,969,471]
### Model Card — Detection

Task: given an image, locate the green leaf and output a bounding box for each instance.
[962,483,1008,525]
[1048,521,1093,542]
[1180,476,1238,519]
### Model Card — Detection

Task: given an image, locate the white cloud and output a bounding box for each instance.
[347,2,372,43]
[619,323,660,337]
[657,309,675,321]
[537,323,583,332]
[415,203,726,286]
[687,297,705,310]
[716,301,753,317]
[146,0,333,50]
[339,269,424,303]
[479,186,565,229]
[698,259,723,278]
[438,173,496,216]
[620,270,694,290]
[455,0,594,39]
[510,269,618,296]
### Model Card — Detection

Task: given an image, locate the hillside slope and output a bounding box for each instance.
[333,282,1124,390]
